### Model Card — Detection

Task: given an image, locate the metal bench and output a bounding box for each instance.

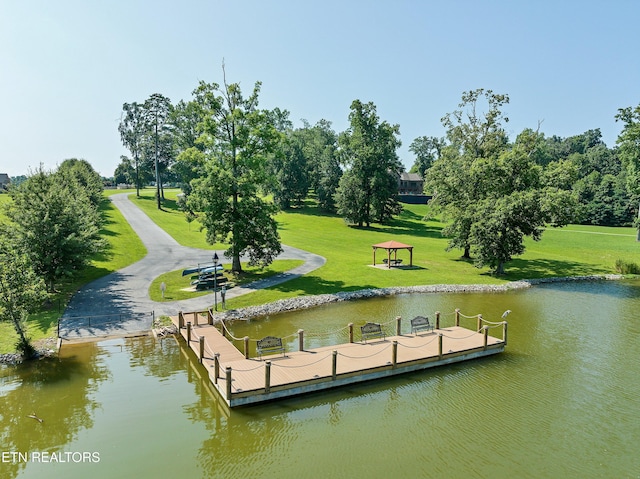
[256,336,285,359]
[410,316,434,335]
[361,322,386,343]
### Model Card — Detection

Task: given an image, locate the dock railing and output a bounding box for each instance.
[177,308,508,402]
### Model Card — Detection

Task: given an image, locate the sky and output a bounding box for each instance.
[1,0,639,178]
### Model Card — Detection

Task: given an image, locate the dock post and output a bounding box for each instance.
[455,309,460,327]
[477,314,482,332]
[438,334,443,359]
[178,311,184,328]
[225,367,232,400]
[187,322,192,343]
[435,311,440,329]
[199,336,205,363]
[192,311,198,327]
[214,354,220,384]
[395,316,402,336]
[243,336,250,359]
[221,320,226,338]
[332,351,338,380]
[483,326,488,350]
[207,309,213,325]
[392,341,398,369]
[298,329,304,351]
[348,323,354,343]
[502,321,508,345]
[265,361,271,393]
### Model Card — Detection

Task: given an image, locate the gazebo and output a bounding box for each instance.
[372,240,414,269]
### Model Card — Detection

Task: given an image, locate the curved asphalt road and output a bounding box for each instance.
[60,193,325,338]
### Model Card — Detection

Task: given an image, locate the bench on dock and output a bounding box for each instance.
[411,316,434,335]
[361,322,386,343]
[256,336,285,359]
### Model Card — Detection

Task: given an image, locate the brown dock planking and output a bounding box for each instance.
[171,312,507,408]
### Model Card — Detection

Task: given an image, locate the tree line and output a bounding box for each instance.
[0,159,105,355]
[116,77,640,276]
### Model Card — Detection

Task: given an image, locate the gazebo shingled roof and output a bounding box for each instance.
[372,240,413,268]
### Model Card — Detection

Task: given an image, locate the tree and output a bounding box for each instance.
[615,103,640,240]
[409,136,444,179]
[467,130,575,273]
[57,158,104,208]
[426,88,510,258]
[272,130,309,209]
[292,119,341,212]
[0,234,47,356]
[114,155,135,185]
[335,100,402,227]
[118,101,146,197]
[170,100,207,195]
[187,70,283,273]
[143,93,172,209]
[5,166,105,291]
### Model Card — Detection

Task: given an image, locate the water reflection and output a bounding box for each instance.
[3,280,640,479]
[0,343,110,478]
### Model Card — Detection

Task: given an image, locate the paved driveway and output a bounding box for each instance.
[60,193,325,338]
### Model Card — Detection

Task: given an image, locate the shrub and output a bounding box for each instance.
[615,259,640,274]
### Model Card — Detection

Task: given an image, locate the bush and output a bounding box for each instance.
[615,259,640,274]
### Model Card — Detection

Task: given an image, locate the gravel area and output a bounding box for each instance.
[213,274,624,321]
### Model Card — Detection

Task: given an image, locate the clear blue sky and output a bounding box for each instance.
[1,0,639,178]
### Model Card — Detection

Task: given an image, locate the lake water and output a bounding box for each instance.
[2,280,640,479]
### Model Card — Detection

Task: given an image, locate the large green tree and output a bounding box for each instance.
[409,135,445,179]
[5,166,105,291]
[57,158,104,208]
[426,88,510,258]
[187,72,283,273]
[428,90,576,273]
[143,93,172,209]
[0,234,47,356]
[615,103,640,240]
[466,130,575,273]
[304,119,342,212]
[118,101,146,197]
[335,100,402,226]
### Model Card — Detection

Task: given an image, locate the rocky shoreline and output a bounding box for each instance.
[0,274,625,365]
[213,274,624,321]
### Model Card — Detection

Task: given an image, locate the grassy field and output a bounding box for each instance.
[131,190,225,250]
[224,203,639,309]
[128,190,640,310]
[3,186,639,353]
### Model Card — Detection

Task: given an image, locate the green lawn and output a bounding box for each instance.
[225,204,640,309]
[118,193,640,310]
[4,185,639,353]
[149,260,304,301]
[130,190,226,250]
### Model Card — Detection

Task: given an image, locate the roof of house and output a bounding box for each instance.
[399,172,423,182]
[0,173,10,184]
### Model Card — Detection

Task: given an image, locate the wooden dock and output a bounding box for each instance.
[172,311,507,408]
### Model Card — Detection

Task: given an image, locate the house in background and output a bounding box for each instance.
[0,173,10,191]
[397,171,430,204]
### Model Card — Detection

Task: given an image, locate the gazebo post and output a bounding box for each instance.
[410,247,413,267]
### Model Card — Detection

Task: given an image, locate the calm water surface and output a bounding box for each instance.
[2,280,640,479]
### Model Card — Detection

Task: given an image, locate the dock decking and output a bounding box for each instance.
[172,312,507,407]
